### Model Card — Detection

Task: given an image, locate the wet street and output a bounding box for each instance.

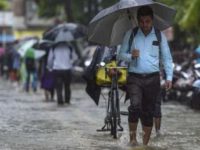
[0,79,200,150]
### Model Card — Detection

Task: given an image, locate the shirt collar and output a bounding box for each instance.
[138,27,155,36]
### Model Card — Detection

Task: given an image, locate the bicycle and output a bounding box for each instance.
[96,65,127,139]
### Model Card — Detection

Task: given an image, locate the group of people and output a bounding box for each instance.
[0,5,173,147]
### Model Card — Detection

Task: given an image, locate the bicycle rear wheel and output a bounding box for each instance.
[110,90,117,138]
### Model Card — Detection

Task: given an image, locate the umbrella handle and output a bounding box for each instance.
[135,57,138,66]
[127,9,131,20]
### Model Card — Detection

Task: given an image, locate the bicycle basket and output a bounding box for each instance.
[96,61,127,86]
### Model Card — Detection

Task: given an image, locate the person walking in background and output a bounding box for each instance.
[39,43,55,102]
[47,42,77,105]
[153,69,167,136]
[153,90,162,136]
[11,47,21,83]
[193,45,200,63]
[118,6,173,146]
[24,48,37,92]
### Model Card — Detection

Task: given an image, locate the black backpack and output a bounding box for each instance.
[25,57,35,71]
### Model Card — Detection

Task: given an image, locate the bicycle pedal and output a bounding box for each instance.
[97,129,110,132]
[120,111,128,116]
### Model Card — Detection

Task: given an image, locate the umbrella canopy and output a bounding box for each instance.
[17,39,46,59]
[43,23,87,42]
[25,48,46,59]
[17,39,38,57]
[37,39,54,49]
[88,0,176,46]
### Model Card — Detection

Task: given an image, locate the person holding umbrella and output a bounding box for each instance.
[88,0,176,146]
[118,6,173,145]
[47,41,78,105]
[24,48,37,92]
[45,22,85,105]
[193,45,200,64]
[37,40,55,102]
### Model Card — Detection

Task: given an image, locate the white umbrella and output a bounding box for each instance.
[88,0,176,46]
[18,39,38,57]
[17,39,46,59]
[34,50,46,59]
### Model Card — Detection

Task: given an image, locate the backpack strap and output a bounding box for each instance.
[154,28,164,69]
[126,27,138,67]
[154,28,162,53]
[128,27,138,53]
[69,45,73,59]
[154,28,162,43]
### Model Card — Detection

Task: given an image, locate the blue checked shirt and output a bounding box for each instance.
[118,27,173,81]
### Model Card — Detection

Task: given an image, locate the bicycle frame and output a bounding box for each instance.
[97,67,124,138]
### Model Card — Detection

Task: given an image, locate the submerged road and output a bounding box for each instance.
[0,79,199,150]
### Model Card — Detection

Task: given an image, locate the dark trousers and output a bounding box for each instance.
[127,72,160,127]
[50,88,54,99]
[26,69,37,92]
[154,90,162,118]
[54,70,71,104]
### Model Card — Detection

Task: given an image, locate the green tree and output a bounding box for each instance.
[0,0,9,10]
[36,0,118,24]
[157,0,200,46]
[159,0,200,31]
[178,0,200,45]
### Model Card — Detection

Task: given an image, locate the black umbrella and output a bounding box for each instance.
[36,39,54,50]
[43,23,87,42]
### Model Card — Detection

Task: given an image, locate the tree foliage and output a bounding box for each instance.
[36,0,118,24]
[35,0,63,18]
[180,0,200,29]
[0,0,9,10]
[156,0,200,45]
[36,0,200,46]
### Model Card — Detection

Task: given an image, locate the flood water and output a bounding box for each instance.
[0,79,199,150]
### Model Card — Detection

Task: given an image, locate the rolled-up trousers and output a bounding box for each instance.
[127,72,160,127]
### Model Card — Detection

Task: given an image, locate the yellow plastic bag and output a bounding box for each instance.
[96,61,127,86]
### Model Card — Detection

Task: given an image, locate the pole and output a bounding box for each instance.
[2,11,6,51]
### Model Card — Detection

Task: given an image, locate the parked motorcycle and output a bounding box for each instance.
[163,62,194,103]
[191,63,200,110]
